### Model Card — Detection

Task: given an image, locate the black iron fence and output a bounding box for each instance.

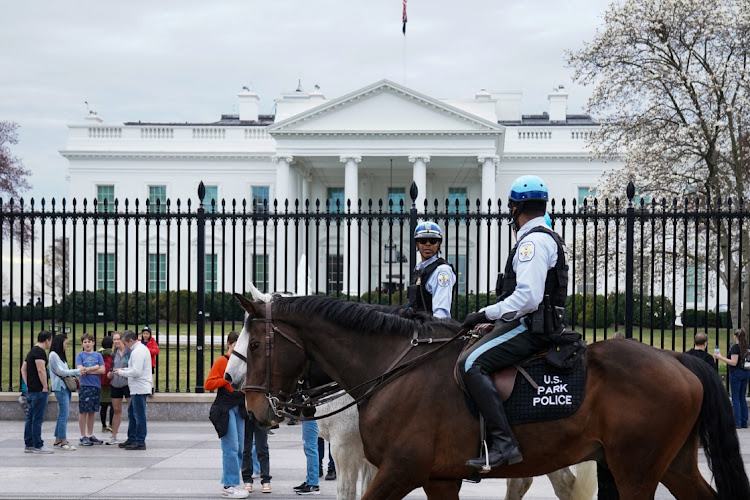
[1,181,747,392]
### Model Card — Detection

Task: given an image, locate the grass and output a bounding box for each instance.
[1,321,735,390]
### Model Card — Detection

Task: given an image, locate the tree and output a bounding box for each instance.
[27,237,70,301]
[0,122,31,200]
[568,0,750,328]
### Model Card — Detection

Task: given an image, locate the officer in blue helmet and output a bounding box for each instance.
[458,175,569,471]
[407,221,456,319]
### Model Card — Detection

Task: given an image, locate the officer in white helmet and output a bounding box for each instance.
[406,221,456,319]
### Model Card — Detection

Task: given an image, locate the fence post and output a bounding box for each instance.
[195,182,206,393]
[625,181,635,339]
[409,182,418,282]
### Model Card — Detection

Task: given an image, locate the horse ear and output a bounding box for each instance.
[235,292,262,315]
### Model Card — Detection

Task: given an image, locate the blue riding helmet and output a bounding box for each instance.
[544,212,552,227]
[509,175,549,202]
[414,221,443,240]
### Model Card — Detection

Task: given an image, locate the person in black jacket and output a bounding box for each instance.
[685,332,716,367]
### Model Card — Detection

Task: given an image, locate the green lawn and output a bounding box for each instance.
[1,321,734,390]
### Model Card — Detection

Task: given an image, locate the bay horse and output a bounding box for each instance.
[226,285,595,500]
[226,294,749,499]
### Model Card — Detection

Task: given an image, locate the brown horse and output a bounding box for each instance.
[226,294,749,499]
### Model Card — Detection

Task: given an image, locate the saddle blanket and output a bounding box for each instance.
[504,356,586,425]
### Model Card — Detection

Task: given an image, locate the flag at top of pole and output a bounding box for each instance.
[402,0,407,35]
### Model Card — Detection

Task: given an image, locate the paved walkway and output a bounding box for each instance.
[0,419,748,499]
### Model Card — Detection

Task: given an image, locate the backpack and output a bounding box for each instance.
[743,348,750,370]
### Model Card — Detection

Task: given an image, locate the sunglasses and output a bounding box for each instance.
[417,238,440,245]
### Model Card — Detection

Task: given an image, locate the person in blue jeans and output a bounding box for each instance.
[292,420,320,495]
[114,330,152,450]
[49,334,85,450]
[22,330,54,453]
[714,328,750,428]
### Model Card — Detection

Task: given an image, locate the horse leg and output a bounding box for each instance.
[568,461,597,500]
[660,431,716,500]
[423,480,461,500]
[547,467,576,499]
[359,460,377,495]
[505,477,533,500]
[360,462,426,500]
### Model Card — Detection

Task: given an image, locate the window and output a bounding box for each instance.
[327,187,345,212]
[204,185,218,211]
[97,253,115,293]
[576,265,595,295]
[387,187,405,213]
[252,186,269,213]
[577,186,597,206]
[97,185,115,213]
[447,255,467,295]
[686,266,705,304]
[148,185,167,213]
[326,255,343,294]
[253,254,269,292]
[205,254,217,292]
[148,254,167,293]
[448,187,468,214]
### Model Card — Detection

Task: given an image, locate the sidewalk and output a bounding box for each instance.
[0,419,747,499]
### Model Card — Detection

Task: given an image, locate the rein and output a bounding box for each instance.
[242,302,466,421]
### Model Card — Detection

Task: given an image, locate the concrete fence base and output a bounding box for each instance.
[0,392,215,421]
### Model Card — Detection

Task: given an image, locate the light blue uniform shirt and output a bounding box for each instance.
[481,216,563,322]
[415,255,456,319]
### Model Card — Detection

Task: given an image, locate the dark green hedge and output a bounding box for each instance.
[566,293,676,329]
[681,309,732,328]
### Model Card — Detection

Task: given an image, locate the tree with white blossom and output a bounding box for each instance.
[568,0,750,328]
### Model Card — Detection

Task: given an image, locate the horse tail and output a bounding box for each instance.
[679,353,750,498]
[569,461,597,500]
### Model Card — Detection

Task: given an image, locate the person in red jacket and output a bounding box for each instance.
[140,327,159,394]
[206,332,250,499]
[98,336,114,436]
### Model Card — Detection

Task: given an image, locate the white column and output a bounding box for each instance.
[340,156,361,295]
[272,155,293,291]
[479,156,499,294]
[273,155,293,209]
[340,155,362,212]
[409,155,430,212]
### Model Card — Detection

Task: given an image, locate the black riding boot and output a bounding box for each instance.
[463,366,523,471]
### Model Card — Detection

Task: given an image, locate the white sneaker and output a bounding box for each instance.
[221,486,249,498]
[106,436,119,445]
[32,446,54,454]
[60,443,77,451]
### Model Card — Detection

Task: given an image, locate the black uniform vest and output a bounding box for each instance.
[499,226,568,309]
[408,257,451,314]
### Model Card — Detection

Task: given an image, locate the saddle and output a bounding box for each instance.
[454,323,588,425]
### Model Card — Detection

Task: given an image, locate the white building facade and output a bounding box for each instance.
[59,80,616,298]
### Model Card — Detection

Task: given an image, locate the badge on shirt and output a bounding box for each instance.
[437,271,451,287]
[518,242,535,262]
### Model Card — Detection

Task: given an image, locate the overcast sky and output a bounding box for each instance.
[0,0,614,202]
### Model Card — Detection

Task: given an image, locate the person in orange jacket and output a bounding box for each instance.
[206,332,250,499]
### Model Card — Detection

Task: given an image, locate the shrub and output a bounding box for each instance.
[681,309,732,328]
[58,290,119,323]
[117,292,158,325]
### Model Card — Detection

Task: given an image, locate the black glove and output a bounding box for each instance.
[461,311,487,330]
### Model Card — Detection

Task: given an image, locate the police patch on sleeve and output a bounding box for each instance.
[437,271,451,287]
[518,241,535,262]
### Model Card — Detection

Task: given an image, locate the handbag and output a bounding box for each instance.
[62,375,80,392]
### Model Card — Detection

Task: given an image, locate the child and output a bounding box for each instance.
[98,336,114,433]
[76,333,105,446]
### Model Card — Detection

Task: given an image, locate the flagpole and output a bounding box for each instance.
[402,0,408,85]
[403,34,407,85]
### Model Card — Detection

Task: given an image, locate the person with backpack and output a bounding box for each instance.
[714,328,750,428]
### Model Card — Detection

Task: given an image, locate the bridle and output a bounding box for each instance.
[236,300,467,421]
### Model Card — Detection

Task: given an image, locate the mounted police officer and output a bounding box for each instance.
[458,175,569,471]
[407,221,456,319]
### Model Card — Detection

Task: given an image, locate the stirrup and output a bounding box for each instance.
[481,440,491,473]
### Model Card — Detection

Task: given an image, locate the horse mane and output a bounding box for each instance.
[273,295,460,338]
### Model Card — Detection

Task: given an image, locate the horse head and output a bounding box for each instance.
[227,292,308,427]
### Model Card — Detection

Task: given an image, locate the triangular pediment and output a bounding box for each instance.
[269,80,502,134]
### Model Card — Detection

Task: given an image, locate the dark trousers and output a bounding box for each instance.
[317,437,334,470]
[242,418,271,484]
[458,318,553,375]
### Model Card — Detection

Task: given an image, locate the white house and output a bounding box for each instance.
[59,80,615,298]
